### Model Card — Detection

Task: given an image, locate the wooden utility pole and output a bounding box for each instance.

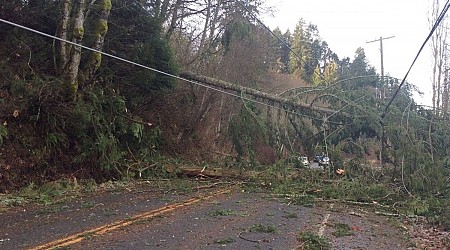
[367,36,394,167]
[366,36,395,100]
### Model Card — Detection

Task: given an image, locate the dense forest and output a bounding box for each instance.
[0,0,449,228]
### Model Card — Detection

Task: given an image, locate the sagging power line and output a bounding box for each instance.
[382,0,450,119]
[378,0,450,166]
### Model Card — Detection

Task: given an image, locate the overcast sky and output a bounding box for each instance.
[264,0,434,105]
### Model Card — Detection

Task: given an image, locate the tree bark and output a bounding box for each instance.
[208,0,221,44]
[82,0,111,85]
[165,0,182,39]
[428,114,435,162]
[58,0,72,74]
[64,0,86,99]
[443,78,449,117]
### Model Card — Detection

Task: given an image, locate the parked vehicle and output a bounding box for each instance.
[313,153,330,166]
[298,156,309,167]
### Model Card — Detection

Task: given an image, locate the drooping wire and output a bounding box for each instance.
[382,0,450,119]
[0,17,345,124]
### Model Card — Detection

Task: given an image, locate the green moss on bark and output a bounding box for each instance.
[73,27,84,39]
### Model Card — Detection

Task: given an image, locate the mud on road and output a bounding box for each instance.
[0,181,412,249]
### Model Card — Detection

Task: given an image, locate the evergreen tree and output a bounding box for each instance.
[289,19,311,78]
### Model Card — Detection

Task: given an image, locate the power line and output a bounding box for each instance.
[0,17,344,124]
[382,0,450,119]
[378,0,450,166]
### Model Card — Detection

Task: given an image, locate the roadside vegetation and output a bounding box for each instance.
[243,161,449,231]
[297,231,331,250]
[0,0,449,236]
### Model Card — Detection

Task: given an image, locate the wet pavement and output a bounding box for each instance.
[0,183,410,249]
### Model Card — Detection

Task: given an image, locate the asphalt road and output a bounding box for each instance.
[0,182,410,250]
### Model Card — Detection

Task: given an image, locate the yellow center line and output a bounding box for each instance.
[29,187,234,250]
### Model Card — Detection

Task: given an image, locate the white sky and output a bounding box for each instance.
[264,0,434,106]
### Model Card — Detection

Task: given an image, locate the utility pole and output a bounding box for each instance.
[366,35,394,168]
[366,36,395,100]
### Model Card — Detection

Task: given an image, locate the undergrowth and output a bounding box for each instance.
[0,178,123,207]
[0,176,203,209]
[332,223,354,237]
[297,231,331,250]
[245,164,450,230]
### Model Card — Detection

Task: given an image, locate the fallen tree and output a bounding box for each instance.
[164,165,256,179]
[180,72,349,118]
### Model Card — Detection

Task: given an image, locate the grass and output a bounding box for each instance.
[292,194,316,207]
[0,196,26,207]
[208,209,237,217]
[332,223,354,237]
[37,205,70,215]
[297,231,331,250]
[249,223,278,233]
[6,178,112,207]
[1,177,208,209]
[208,209,249,217]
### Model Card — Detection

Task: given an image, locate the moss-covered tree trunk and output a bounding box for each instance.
[82,0,111,85]
[56,0,111,99]
[58,0,72,73]
[63,0,86,99]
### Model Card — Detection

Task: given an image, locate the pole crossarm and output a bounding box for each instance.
[180,72,349,117]
[366,35,395,44]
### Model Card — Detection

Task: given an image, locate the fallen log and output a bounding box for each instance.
[164,165,255,179]
[180,72,348,116]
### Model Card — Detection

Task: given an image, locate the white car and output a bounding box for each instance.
[298,156,309,167]
[320,156,330,166]
[313,154,330,166]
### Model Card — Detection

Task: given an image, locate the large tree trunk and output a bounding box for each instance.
[165,0,182,39]
[208,0,221,43]
[437,32,444,113]
[64,0,86,99]
[82,0,111,85]
[58,0,72,74]
[443,78,449,117]
[57,0,112,98]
